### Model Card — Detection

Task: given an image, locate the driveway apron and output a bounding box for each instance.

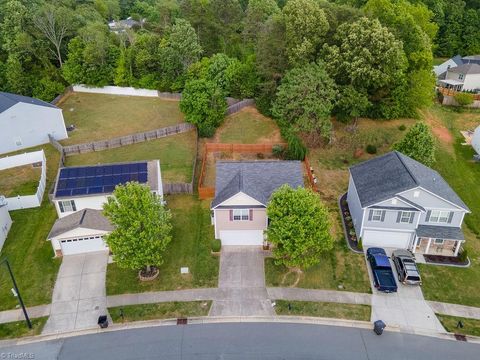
[365,254,445,333]
[209,246,274,316]
[42,251,109,334]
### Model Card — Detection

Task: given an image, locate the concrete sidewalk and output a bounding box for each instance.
[428,301,480,320]
[267,288,372,305]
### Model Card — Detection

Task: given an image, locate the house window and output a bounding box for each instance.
[428,210,450,223]
[59,200,76,213]
[459,73,464,80]
[233,209,249,221]
[371,210,383,222]
[400,211,413,223]
[434,238,444,245]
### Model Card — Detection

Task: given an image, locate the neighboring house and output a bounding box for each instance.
[347,151,470,257]
[48,160,162,256]
[0,92,68,155]
[438,63,480,92]
[108,17,142,33]
[211,161,304,246]
[472,125,480,156]
[47,209,113,256]
[52,160,162,218]
[0,197,12,252]
[433,55,464,77]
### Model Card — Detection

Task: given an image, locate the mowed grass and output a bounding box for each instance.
[106,195,218,295]
[216,107,282,144]
[275,300,371,321]
[0,145,61,311]
[109,301,211,323]
[65,131,197,183]
[417,106,480,307]
[0,164,41,197]
[0,317,48,339]
[437,314,480,337]
[60,93,184,145]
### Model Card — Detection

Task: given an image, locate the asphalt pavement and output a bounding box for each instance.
[1,322,479,360]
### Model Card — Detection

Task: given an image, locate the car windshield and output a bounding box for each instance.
[407,275,421,281]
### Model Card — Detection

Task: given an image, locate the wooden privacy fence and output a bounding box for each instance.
[163,182,194,195]
[304,157,318,193]
[438,87,480,100]
[63,123,195,155]
[198,142,287,200]
[226,99,255,115]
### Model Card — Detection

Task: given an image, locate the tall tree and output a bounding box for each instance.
[272,62,337,142]
[267,185,334,270]
[283,0,329,66]
[103,182,172,275]
[243,0,280,44]
[393,122,436,166]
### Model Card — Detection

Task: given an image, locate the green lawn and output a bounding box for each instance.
[275,300,371,321]
[109,301,211,323]
[60,93,184,145]
[416,106,480,307]
[0,145,61,311]
[217,107,282,143]
[433,57,448,66]
[65,131,197,183]
[106,195,218,295]
[265,239,371,293]
[0,164,41,197]
[437,314,480,337]
[0,317,48,339]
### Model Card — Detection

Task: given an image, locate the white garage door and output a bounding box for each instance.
[60,235,108,255]
[363,230,412,249]
[219,230,264,246]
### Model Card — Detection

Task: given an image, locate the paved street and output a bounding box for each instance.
[2,322,479,360]
[42,251,109,334]
[209,246,274,316]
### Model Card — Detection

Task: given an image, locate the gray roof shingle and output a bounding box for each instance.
[349,151,469,211]
[0,92,58,114]
[48,209,113,239]
[416,225,464,240]
[212,161,304,208]
[448,63,480,75]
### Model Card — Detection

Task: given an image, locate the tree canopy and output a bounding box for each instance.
[393,122,436,166]
[266,185,334,269]
[103,182,173,272]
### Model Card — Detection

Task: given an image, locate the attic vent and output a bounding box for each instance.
[414,191,420,198]
[391,199,397,205]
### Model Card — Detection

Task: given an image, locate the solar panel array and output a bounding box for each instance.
[55,162,148,198]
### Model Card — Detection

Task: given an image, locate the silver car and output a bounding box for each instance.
[392,249,422,285]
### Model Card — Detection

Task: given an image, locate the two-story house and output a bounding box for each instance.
[437,63,480,92]
[347,151,470,257]
[48,160,162,256]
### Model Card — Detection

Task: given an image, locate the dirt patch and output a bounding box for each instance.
[422,109,454,145]
[281,268,303,287]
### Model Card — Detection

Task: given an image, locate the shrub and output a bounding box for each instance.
[211,239,221,253]
[454,92,474,107]
[272,144,285,158]
[366,144,377,154]
[357,238,363,250]
[398,124,406,131]
[459,248,468,263]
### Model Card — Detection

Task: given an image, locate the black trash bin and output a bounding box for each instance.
[98,315,108,329]
[373,320,386,335]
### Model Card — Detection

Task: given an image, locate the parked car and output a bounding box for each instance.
[366,247,398,293]
[392,249,422,286]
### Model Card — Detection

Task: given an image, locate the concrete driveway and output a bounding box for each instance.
[42,251,109,334]
[209,246,274,316]
[365,253,445,333]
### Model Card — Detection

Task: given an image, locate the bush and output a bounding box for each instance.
[357,238,363,251]
[398,124,406,131]
[459,248,468,262]
[366,144,377,154]
[454,92,474,107]
[272,144,285,158]
[211,239,221,253]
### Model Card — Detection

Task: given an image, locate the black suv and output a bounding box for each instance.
[392,249,422,286]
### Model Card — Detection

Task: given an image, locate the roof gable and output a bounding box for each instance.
[216,192,265,207]
[48,209,113,239]
[212,161,304,208]
[349,151,469,211]
[0,92,58,114]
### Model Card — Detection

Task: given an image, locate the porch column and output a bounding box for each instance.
[425,238,432,254]
[454,240,462,257]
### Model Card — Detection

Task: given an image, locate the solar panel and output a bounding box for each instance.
[55,162,150,197]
